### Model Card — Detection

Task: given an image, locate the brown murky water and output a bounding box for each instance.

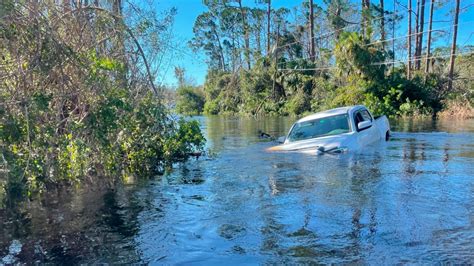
[1,117,473,264]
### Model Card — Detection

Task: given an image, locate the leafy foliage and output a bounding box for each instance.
[0,1,205,198]
[196,30,471,118]
[176,87,205,115]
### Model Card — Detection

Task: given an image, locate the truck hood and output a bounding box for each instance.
[267,133,354,152]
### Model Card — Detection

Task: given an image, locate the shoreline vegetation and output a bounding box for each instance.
[0,1,205,200]
[174,0,473,120]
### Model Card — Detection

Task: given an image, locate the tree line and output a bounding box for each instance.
[176,0,472,118]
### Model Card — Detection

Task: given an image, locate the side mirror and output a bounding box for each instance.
[358,120,372,131]
[277,136,286,144]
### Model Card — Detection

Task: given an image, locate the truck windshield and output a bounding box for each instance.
[287,114,350,142]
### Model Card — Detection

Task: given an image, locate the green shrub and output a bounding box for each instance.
[330,84,367,108]
[204,100,220,115]
[176,86,205,115]
[284,91,310,115]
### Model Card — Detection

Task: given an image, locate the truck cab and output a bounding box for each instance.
[269,105,390,154]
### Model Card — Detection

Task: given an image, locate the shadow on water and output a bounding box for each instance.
[1,117,473,264]
[0,179,145,264]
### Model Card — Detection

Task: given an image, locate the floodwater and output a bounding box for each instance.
[1,117,473,264]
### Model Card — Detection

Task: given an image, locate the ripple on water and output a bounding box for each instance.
[218,224,247,240]
[1,117,474,264]
[1,240,22,264]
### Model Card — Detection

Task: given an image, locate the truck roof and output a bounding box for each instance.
[297,105,365,123]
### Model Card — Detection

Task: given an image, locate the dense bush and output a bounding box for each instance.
[0,2,205,198]
[176,86,205,115]
[0,88,205,196]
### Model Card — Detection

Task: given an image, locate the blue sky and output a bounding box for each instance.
[154,0,474,87]
[155,0,303,86]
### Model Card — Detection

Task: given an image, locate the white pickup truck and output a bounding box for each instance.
[268,105,390,154]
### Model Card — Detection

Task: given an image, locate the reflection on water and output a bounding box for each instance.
[1,117,474,264]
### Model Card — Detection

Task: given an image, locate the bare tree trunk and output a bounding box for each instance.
[335,6,342,40]
[407,0,412,79]
[256,23,262,56]
[112,0,124,48]
[361,0,365,37]
[113,0,127,87]
[237,0,251,70]
[425,0,434,74]
[272,24,279,99]
[448,0,460,91]
[62,0,71,12]
[125,27,158,95]
[361,0,370,38]
[266,0,271,55]
[413,0,420,59]
[415,0,425,70]
[212,29,226,72]
[392,0,396,74]
[93,0,103,54]
[414,0,419,68]
[380,0,385,49]
[231,34,236,72]
[424,0,434,73]
[309,0,315,61]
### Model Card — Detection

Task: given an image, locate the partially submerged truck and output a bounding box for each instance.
[268,105,391,154]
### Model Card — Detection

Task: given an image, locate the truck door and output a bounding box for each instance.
[354,109,378,147]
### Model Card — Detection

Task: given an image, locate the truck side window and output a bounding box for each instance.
[360,110,372,121]
[354,112,363,130]
[354,110,371,131]
[355,113,363,124]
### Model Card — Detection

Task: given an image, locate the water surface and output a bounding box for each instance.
[1,117,473,264]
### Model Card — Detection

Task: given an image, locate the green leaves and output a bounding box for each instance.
[97,57,121,71]
[334,31,386,82]
[88,52,125,74]
[163,119,205,163]
[32,92,51,112]
[176,87,205,116]
[0,0,209,202]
